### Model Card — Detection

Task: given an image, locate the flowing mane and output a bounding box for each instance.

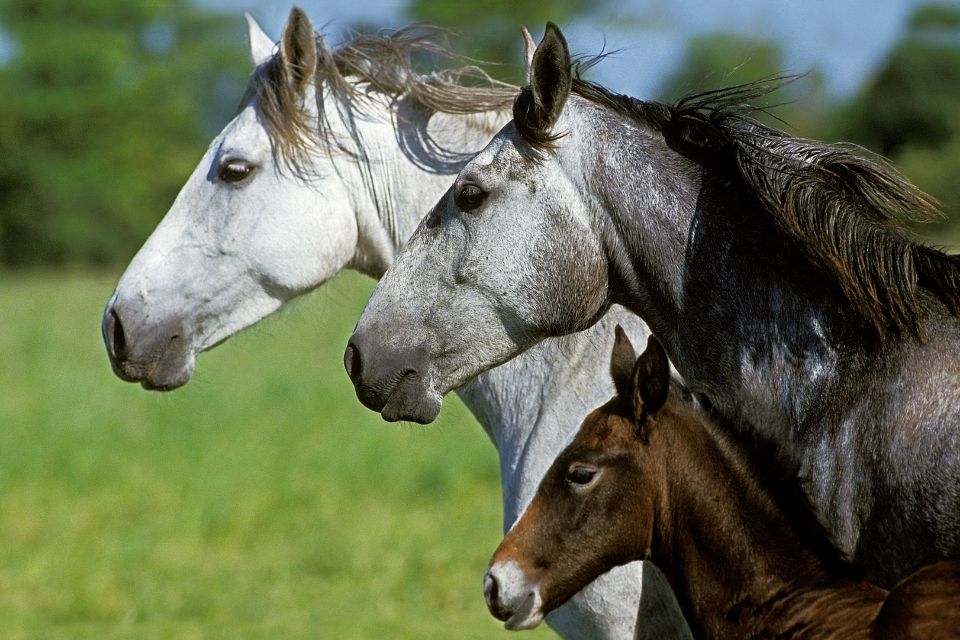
[246,26,517,174]
[515,67,960,340]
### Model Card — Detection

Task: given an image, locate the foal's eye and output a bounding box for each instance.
[566,464,599,487]
[218,161,254,184]
[454,183,487,211]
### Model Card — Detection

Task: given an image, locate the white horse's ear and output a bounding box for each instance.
[245,13,275,67]
[279,6,318,95]
[521,25,536,83]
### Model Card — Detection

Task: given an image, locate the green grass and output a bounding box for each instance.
[0,269,555,639]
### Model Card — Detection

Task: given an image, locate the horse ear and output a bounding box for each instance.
[632,336,670,432]
[279,6,318,95]
[245,13,274,67]
[520,26,536,83]
[529,22,572,130]
[610,325,637,400]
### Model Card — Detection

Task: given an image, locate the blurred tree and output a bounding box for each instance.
[829,3,960,239]
[658,32,828,135]
[405,0,608,84]
[0,0,248,265]
[833,3,960,156]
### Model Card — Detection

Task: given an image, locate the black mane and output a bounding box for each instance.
[515,66,960,340]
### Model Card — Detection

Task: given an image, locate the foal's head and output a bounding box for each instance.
[483,326,674,629]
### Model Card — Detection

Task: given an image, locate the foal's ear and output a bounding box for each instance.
[246,13,275,68]
[632,336,670,428]
[610,325,637,400]
[524,22,572,132]
[280,6,318,95]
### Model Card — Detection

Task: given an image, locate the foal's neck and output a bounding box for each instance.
[650,408,869,638]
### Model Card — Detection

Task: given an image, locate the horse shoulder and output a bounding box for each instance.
[870,562,960,639]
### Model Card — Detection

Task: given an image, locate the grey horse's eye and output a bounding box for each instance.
[218,160,254,183]
[454,183,487,211]
[566,463,599,487]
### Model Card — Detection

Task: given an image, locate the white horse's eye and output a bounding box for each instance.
[454,183,487,212]
[218,161,254,183]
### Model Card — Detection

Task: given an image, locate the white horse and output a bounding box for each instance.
[101,10,690,639]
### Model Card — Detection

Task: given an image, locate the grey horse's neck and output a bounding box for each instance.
[579,102,852,442]
[574,97,960,581]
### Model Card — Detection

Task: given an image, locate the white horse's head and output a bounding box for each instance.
[103,9,359,389]
[103,8,512,390]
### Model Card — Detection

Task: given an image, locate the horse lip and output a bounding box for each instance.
[111,338,196,391]
[379,372,442,424]
[503,592,544,630]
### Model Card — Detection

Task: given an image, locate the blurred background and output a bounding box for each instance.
[1,0,958,637]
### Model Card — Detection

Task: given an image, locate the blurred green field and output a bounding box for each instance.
[0,269,555,639]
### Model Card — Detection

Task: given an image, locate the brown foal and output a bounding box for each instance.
[484,326,960,639]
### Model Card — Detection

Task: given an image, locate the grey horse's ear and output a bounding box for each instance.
[632,336,670,436]
[529,22,572,129]
[610,325,637,401]
[246,13,274,67]
[279,6,318,95]
[521,26,536,83]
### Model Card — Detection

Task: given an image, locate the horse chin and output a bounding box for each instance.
[114,348,197,392]
[504,606,545,631]
[379,378,443,424]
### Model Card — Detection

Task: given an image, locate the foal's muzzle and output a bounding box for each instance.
[482,563,545,630]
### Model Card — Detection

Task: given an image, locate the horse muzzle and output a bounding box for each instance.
[483,562,545,630]
[102,297,196,391]
[344,330,442,424]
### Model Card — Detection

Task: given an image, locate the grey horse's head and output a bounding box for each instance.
[345,24,614,423]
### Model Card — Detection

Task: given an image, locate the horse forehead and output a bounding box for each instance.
[218,104,270,154]
[469,128,531,178]
[575,410,636,451]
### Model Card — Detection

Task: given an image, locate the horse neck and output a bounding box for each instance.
[574,100,857,438]
[649,408,850,637]
[458,308,647,528]
[338,93,509,278]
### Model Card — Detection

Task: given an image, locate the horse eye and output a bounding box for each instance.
[218,161,253,183]
[566,464,599,487]
[454,183,487,212]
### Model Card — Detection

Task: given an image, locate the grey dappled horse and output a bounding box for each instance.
[347,22,960,586]
[101,9,689,639]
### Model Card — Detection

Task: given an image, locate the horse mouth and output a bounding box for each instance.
[109,343,196,392]
[354,371,442,424]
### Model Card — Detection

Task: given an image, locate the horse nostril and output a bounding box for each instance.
[104,307,128,362]
[483,570,502,612]
[344,341,362,383]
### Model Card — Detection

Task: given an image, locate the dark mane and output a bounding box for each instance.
[516,64,960,340]
[246,26,517,175]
